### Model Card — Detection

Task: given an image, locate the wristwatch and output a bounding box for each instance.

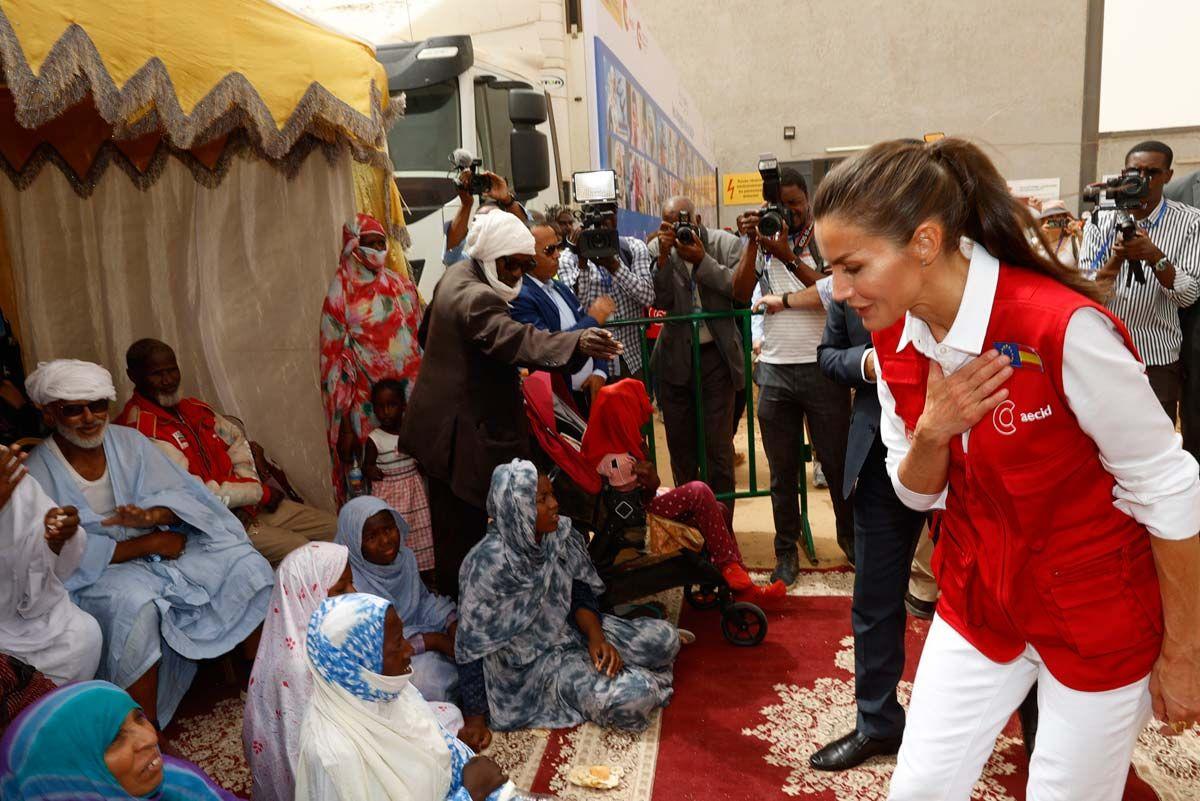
[1153,256,1172,273]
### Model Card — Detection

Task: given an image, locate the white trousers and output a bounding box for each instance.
[888,615,1152,801]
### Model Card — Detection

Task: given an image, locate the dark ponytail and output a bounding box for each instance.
[813,137,1103,303]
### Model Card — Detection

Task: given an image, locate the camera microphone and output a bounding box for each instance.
[450,148,476,169]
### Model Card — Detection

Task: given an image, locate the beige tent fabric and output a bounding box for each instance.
[0,151,355,510]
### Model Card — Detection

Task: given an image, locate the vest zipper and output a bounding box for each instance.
[967,455,1024,637]
[174,410,216,480]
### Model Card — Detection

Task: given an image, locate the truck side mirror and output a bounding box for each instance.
[508,88,550,198]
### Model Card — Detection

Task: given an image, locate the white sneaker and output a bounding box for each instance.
[813,462,828,488]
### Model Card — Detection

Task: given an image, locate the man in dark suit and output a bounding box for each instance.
[510,224,616,410]
[811,297,927,770]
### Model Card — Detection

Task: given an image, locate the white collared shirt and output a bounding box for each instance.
[527,275,605,391]
[877,242,1200,540]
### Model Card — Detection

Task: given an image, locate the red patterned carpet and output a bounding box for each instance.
[163,570,1199,800]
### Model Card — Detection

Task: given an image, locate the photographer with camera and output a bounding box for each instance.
[1038,200,1082,270]
[557,207,654,380]
[443,151,529,265]
[648,196,743,521]
[731,161,854,581]
[1081,141,1200,423]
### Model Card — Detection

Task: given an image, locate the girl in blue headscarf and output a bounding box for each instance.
[294,593,514,801]
[0,680,239,801]
[334,497,460,705]
[455,460,680,742]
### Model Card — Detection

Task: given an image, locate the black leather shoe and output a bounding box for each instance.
[770,550,801,587]
[809,730,903,771]
[904,592,936,621]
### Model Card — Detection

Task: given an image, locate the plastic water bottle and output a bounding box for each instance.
[347,459,365,498]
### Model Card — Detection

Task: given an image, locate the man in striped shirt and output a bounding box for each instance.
[732,169,854,583]
[557,212,655,379]
[1080,140,1200,423]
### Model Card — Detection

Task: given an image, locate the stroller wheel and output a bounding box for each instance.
[721,602,768,647]
[684,583,722,610]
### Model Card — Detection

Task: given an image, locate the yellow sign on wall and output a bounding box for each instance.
[722,172,764,205]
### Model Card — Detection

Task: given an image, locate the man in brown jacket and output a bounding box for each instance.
[402,212,620,597]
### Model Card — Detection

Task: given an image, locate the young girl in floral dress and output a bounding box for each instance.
[363,378,435,578]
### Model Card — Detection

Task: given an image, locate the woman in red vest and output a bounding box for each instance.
[811,138,1200,800]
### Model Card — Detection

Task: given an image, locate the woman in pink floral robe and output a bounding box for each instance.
[319,213,423,504]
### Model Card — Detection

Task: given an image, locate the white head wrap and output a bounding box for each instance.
[25,359,117,406]
[464,210,535,302]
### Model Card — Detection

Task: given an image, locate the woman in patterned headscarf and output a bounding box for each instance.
[319,213,423,504]
[294,594,512,801]
[454,460,679,744]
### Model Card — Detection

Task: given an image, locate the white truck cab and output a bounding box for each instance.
[377,36,564,296]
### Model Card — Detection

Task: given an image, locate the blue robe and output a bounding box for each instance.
[25,426,273,724]
[456,460,678,732]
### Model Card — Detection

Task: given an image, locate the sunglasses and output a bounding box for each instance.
[542,242,563,256]
[55,399,110,418]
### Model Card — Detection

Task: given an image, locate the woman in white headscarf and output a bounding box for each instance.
[400,212,622,600]
[0,442,102,685]
[294,594,516,801]
[242,542,356,801]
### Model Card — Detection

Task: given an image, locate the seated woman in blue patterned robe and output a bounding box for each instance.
[454,460,679,747]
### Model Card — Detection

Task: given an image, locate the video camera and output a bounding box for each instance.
[450,148,492,195]
[1082,168,1154,285]
[572,170,620,262]
[756,152,792,238]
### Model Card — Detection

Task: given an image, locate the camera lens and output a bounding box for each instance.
[758,210,784,238]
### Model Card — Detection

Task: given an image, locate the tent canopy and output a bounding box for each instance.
[0,0,397,193]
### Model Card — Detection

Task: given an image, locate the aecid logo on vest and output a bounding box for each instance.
[992,400,1053,436]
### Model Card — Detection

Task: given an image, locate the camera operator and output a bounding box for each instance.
[443,167,529,265]
[1038,200,1082,270]
[1081,141,1200,423]
[557,206,654,379]
[648,196,743,521]
[731,167,854,580]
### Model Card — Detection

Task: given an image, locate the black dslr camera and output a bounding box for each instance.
[1082,168,1153,285]
[756,153,792,238]
[673,209,698,245]
[573,170,620,262]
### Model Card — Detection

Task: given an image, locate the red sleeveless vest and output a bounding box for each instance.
[874,265,1163,691]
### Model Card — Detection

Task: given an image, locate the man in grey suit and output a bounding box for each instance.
[1166,171,1200,462]
[810,297,926,771]
[648,196,744,517]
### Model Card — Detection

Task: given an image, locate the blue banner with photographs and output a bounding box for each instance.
[594,38,717,240]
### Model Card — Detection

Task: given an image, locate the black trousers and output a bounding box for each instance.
[757,362,854,559]
[1181,305,1200,463]
[852,436,927,739]
[659,344,736,519]
[427,475,489,600]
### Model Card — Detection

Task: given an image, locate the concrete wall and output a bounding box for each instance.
[1098,129,1200,180]
[635,0,1093,221]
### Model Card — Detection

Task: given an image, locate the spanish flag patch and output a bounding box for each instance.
[993,341,1044,372]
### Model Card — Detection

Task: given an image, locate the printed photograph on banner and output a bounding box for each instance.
[628,84,643,152]
[606,65,629,140]
[610,137,628,198]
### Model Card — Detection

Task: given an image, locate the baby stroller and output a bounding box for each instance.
[522,372,768,647]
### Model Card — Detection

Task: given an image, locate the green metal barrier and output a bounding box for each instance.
[604,308,817,562]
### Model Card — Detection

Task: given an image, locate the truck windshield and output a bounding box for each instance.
[386,80,460,173]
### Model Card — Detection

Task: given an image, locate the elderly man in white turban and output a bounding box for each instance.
[401,212,621,594]
[1,441,102,684]
[22,359,274,728]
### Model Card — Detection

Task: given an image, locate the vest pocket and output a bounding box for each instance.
[1047,546,1160,657]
